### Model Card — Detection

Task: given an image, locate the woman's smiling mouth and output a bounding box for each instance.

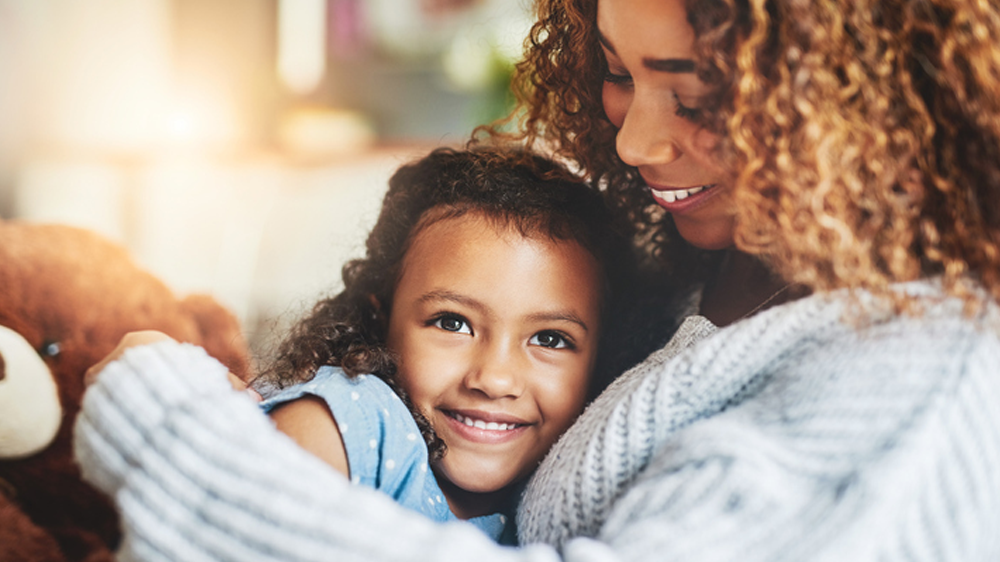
[647,183,721,212]
[652,184,716,203]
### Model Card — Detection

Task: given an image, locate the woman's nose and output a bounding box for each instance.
[463,341,525,399]
[615,92,682,168]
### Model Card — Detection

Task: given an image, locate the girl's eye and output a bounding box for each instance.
[433,315,472,335]
[529,331,574,350]
[673,92,701,122]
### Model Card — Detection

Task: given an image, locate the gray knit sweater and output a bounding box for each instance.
[74,280,1000,561]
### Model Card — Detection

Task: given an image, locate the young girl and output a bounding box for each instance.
[252,146,651,543]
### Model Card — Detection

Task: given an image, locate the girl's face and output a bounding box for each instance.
[598,0,735,250]
[385,212,601,518]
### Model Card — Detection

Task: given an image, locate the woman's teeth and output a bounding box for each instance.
[451,413,517,431]
[655,185,711,203]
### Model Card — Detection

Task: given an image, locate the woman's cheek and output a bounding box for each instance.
[693,126,720,153]
[602,83,628,128]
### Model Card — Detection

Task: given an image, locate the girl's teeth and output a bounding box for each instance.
[455,413,513,431]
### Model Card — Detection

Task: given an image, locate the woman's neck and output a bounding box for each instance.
[698,249,801,327]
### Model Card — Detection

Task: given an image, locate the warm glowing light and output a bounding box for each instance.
[166,110,197,142]
[277,0,327,95]
[159,92,242,150]
[38,0,173,152]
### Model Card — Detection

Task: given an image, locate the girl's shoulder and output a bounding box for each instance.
[260,367,393,410]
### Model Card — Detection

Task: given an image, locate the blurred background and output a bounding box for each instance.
[0,0,533,357]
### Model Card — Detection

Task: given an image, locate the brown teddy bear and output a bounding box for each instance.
[0,220,251,562]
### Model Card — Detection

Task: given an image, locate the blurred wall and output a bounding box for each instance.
[0,0,531,358]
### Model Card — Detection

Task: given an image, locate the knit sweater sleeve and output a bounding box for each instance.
[520,289,1000,562]
[73,341,561,562]
[586,328,1000,562]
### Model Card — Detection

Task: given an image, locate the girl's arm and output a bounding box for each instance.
[269,397,350,476]
[74,340,559,562]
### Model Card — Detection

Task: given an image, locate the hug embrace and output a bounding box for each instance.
[76,0,1000,560]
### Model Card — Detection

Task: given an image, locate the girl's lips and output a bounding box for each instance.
[440,409,531,444]
[646,183,722,214]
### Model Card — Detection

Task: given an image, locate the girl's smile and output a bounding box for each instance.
[385,211,602,519]
[442,409,531,444]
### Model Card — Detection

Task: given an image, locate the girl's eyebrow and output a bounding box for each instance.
[597,30,696,74]
[418,290,489,314]
[526,311,590,333]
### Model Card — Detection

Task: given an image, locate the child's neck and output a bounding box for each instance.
[434,471,518,520]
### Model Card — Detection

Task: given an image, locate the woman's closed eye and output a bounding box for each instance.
[431,313,472,335]
[529,330,575,350]
[673,92,701,121]
[603,69,632,86]
[603,67,700,122]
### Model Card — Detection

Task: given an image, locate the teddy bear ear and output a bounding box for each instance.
[0,325,62,459]
[178,294,252,382]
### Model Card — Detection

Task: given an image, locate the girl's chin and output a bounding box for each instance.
[434,454,529,493]
[437,466,518,495]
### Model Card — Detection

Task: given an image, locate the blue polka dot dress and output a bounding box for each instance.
[260,366,514,543]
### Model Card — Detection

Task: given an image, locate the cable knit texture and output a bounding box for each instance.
[74,280,1000,562]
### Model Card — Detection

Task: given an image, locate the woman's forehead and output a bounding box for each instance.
[596,0,695,58]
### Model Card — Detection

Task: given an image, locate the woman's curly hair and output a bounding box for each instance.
[501,0,1000,306]
[257,145,664,459]
[494,0,708,282]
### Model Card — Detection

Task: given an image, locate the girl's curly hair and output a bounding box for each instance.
[257,146,667,459]
[501,0,1000,306]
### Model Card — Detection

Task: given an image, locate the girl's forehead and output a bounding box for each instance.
[393,212,603,322]
[402,213,600,281]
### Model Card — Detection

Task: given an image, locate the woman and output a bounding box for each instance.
[75,0,1000,560]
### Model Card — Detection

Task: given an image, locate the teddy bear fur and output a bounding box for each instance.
[0,219,251,562]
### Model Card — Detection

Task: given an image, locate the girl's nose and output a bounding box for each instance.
[463,341,525,400]
[615,92,683,169]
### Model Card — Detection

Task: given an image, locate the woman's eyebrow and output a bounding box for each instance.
[597,30,696,74]
[643,58,695,73]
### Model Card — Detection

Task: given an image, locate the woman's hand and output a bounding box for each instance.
[84,330,260,400]
[84,330,175,387]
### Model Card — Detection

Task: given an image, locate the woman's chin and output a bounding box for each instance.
[674,217,736,251]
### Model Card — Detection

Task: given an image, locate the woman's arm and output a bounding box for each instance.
[74,341,560,562]
[73,291,1000,562]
